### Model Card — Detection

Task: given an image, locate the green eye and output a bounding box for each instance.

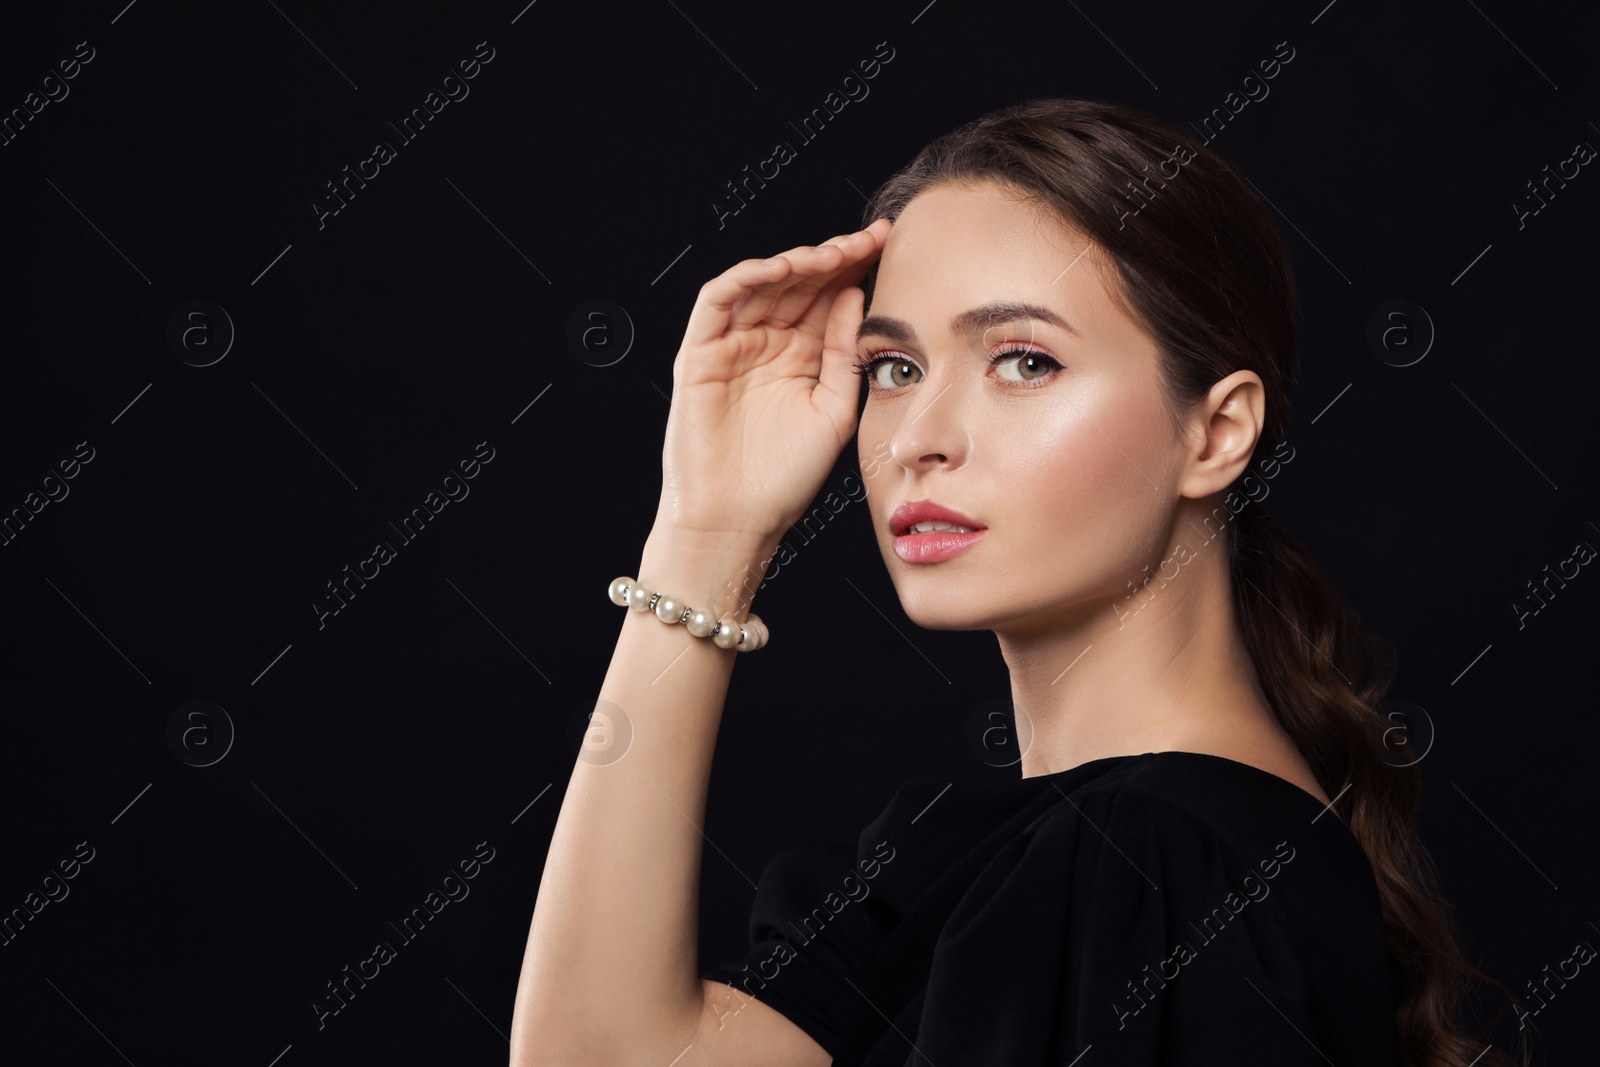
[850,347,1065,392]
[991,348,1063,383]
[851,354,922,390]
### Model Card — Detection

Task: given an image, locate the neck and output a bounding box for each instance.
[996,517,1274,778]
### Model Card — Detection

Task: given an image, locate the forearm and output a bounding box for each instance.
[510,526,774,1066]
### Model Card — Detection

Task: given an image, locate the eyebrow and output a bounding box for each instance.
[856,300,1078,346]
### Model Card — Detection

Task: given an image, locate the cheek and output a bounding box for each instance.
[857,419,896,527]
[857,412,894,495]
[997,379,1168,487]
[989,382,1175,570]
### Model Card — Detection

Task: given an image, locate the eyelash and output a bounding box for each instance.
[850,346,1065,392]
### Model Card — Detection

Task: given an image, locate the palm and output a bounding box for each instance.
[659,221,891,543]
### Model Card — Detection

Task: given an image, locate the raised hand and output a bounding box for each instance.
[655,218,894,546]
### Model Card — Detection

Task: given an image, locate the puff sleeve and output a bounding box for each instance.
[885,786,1400,1066]
[700,841,889,1059]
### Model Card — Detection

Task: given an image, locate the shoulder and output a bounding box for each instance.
[1022,752,1383,919]
[1037,751,1334,839]
[906,755,1400,1060]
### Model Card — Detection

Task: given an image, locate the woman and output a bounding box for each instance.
[509,99,1521,1066]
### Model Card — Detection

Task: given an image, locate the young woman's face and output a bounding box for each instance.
[856,179,1188,633]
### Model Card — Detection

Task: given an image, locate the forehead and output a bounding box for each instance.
[868,180,1123,341]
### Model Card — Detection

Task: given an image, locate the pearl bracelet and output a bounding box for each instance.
[608,576,769,652]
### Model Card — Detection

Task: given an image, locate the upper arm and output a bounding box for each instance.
[681,978,833,1067]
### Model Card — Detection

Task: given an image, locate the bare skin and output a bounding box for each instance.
[854,179,1327,805]
[511,180,1329,1067]
[510,222,892,1067]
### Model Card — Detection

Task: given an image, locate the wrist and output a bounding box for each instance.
[638,526,777,621]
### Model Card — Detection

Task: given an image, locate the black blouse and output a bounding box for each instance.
[701,750,1401,1065]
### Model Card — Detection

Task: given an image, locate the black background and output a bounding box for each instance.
[2,1,1596,1063]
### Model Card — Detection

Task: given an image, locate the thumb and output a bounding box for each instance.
[815,283,865,443]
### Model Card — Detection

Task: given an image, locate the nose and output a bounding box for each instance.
[887,378,968,472]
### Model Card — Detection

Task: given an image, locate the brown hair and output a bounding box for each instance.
[860,98,1525,1067]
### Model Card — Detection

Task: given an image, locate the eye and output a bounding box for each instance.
[851,351,923,390]
[850,346,1066,393]
[989,347,1064,386]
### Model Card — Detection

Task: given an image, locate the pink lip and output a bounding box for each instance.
[888,499,986,537]
[892,528,987,563]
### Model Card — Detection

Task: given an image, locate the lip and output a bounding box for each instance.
[888,499,987,564]
[888,499,986,537]
[892,527,986,563]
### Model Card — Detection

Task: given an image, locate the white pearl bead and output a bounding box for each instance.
[612,575,767,651]
[736,615,767,652]
[712,617,742,649]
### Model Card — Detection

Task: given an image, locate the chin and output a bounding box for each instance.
[901,607,990,632]
[890,583,996,632]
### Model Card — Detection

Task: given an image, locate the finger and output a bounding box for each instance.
[683,222,889,347]
[813,283,867,442]
[799,219,893,300]
[726,238,856,331]
[756,227,889,332]
[683,255,796,348]
[730,222,889,332]
[684,242,846,347]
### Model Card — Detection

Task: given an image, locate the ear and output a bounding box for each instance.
[1178,370,1265,501]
